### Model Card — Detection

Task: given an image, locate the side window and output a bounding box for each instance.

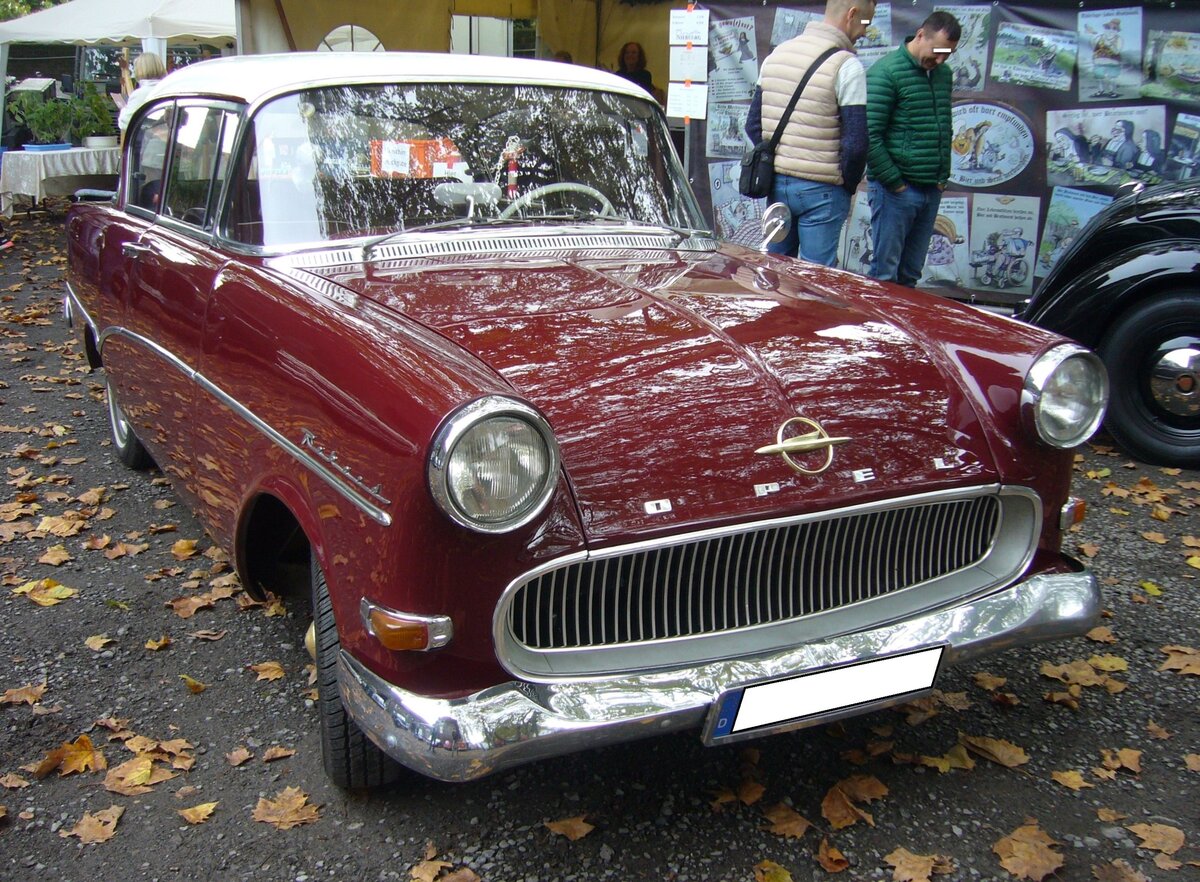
[128,105,173,213]
[161,105,234,229]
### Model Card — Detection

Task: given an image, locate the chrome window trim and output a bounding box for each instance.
[492,485,1042,683]
[95,326,391,527]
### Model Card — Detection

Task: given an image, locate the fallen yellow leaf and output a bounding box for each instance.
[992,823,1063,881]
[180,674,207,694]
[84,634,114,652]
[252,786,319,830]
[178,802,218,825]
[545,815,594,841]
[1050,770,1093,791]
[60,805,123,844]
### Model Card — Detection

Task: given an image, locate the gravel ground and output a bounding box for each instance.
[1,210,1197,882]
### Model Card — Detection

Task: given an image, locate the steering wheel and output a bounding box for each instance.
[498,182,615,220]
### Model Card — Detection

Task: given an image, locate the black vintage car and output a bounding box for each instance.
[1022,180,1200,467]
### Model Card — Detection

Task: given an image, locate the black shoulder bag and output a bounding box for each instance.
[738,46,842,199]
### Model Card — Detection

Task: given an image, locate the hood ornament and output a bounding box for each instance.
[755,417,851,475]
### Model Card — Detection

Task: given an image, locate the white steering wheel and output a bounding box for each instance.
[498,182,616,220]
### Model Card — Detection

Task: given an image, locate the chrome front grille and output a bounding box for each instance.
[497,488,1040,680]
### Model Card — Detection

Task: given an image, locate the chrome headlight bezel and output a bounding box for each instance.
[427,396,561,534]
[1021,343,1109,449]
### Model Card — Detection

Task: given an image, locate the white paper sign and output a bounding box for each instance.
[666,81,708,119]
[670,45,708,82]
[670,8,710,45]
[380,141,412,176]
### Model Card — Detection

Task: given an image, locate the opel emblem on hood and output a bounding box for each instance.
[755,417,851,475]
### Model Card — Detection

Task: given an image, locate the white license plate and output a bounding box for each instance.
[705,645,945,743]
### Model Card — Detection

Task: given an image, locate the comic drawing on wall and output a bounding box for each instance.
[1046,104,1167,191]
[991,24,1076,92]
[707,18,759,104]
[949,102,1035,188]
[969,194,1040,297]
[1036,188,1113,278]
[919,196,969,288]
[707,101,753,159]
[1166,112,1200,180]
[860,3,892,49]
[936,4,991,93]
[1078,7,1143,102]
[769,8,819,47]
[1142,30,1200,108]
[709,160,764,246]
[837,191,873,277]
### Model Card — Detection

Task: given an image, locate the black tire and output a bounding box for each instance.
[105,372,153,470]
[312,553,403,789]
[1099,291,1200,468]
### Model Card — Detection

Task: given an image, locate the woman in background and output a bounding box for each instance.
[117,52,167,133]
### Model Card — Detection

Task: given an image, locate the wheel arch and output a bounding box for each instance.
[235,483,323,608]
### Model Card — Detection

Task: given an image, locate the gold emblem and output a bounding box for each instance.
[755,417,850,475]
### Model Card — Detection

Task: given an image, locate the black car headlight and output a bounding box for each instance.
[1022,344,1108,448]
[428,396,560,533]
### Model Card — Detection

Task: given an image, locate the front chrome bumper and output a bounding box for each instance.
[339,566,1098,783]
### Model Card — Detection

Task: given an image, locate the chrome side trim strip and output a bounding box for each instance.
[63,282,98,339]
[339,566,1099,782]
[96,326,392,527]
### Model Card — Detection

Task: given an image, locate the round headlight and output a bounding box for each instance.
[428,397,560,533]
[1022,344,1109,448]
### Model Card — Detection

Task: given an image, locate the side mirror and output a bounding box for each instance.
[758,202,790,252]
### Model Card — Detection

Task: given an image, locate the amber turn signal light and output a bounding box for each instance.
[1059,497,1087,531]
[360,599,453,652]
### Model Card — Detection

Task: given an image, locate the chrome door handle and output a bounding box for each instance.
[121,242,151,258]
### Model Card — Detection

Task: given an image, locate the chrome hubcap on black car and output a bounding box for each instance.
[1147,339,1200,422]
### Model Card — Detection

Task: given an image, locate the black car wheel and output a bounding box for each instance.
[105,373,153,470]
[312,552,403,789]
[1099,291,1200,467]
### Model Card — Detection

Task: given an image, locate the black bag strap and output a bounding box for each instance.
[768,46,843,150]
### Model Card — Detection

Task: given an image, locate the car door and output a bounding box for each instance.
[106,101,240,505]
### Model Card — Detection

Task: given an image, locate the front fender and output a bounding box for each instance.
[1025,241,1200,348]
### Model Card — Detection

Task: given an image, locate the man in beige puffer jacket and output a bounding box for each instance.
[747,0,875,266]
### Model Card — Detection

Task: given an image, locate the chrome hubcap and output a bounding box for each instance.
[1149,345,1200,418]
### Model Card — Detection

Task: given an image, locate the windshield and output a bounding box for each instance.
[223,82,705,248]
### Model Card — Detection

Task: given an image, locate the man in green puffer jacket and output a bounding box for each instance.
[865,11,960,286]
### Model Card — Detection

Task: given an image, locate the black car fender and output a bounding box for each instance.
[1023,239,1200,349]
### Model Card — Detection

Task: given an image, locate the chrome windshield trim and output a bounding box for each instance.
[95,326,392,527]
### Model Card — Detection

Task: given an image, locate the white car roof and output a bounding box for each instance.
[149,51,654,108]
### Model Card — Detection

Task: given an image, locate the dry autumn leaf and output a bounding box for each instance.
[178,802,218,825]
[410,859,453,882]
[1091,859,1150,882]
[189,629,226,641]
[1146,720,1171,740]
[180,674,207,694]
[145,635,171,651]
[972,672,1007,691]
[1050,770,1093,791]
[252,786,319,830]
[1086,626,1118,644]
[171,538,200,560]
[251,661,285,681]
[1185,754,1200,772]
[1159,645,1200,675]
[817,837,849,873]
[1087,654,1128,673]
[103,756,176,796]
[1126,823,1185,854]
[37,543,72,565]
[1097,808,1128,822]
[34,733,106,778]
[1,682,46,705]
[1100,747,1141,774]
[754,859,794,882]
[545,815,594,841]
[12,577,77,606]
[0,773,30,789]
[60,805,123,844]
[919,744,976,774]
[84,634,114,651]
[885,847,954,882]
[959,733,1029,768]
[262,745,295,763]
[822,783,875,830]
[993,823,1063,881]
[761,802,811,839]
[226,746,253,766]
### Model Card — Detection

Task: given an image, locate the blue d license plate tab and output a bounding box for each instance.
[704,645,945,745]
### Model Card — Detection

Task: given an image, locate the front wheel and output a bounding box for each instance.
[1099,291,1200,467]
[312,553,403,789]
[105,373,153,470]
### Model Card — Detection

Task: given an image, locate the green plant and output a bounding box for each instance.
[24,98,73,145]
[69,83,117,140]
[5,91,41,128]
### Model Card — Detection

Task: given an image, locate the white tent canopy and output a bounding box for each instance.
[0,0,236,48]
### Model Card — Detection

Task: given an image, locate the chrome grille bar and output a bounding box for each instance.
[508,495,1002,651]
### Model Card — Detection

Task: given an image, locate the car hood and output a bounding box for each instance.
[290,246,999,542]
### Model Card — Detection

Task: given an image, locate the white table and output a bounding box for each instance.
[1,146,120,217]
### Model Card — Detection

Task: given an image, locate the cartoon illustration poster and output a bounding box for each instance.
[1165,112,1200,180]
[968,194,1040,297]
[858,46,891,72]
[707,18,759,105]
[837,188,873,277]
[707,101,753,159]
[1142,30,1200,108]
[991,23,1077,92]
[1036,187,1113,278]
[769,8,819,47]
[860,3,892,49]
[919,196,969,288]
[949,102,1036,188]
[709,160,764,246]
[1078,7,1143,102]
[936,4,991,93]
[1046,105,1167,190]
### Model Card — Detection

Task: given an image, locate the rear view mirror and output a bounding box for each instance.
[759,202,791,252]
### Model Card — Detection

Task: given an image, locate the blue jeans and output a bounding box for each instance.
[767,175,850,267]
[867,180,942,287]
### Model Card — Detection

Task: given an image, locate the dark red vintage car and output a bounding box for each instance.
[66,53,1108,789]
